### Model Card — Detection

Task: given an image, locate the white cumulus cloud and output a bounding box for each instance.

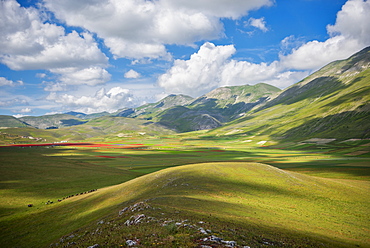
[43,0,273,59]
[0,1,108,70]
[0,0,110,87]
[50,67,111,86]
[124,69,141,79]
[280,0,370,71]
[246,17,268,32]
[19,107,32,113]
[327,0,370,43]
[158,0,370,98]
[0,98,28,107]
[46,87,134,114]
[43,82,67,92]
[158,42,236,96]
[158,42,306,96]
[36,73,47,78]
[0,77,22,86]
[161,0,273,19]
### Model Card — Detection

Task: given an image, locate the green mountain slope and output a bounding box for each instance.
[155,106,223,132]
[198,83,281,109]
[0,116,175,144]
[189,83,281,120]
[0,115,29,128]
[52,116,175,141]
[155,83,281,132]
[65,111,111,119]
[19,114,87,129]
[208,47,370,142]
[130,94,194,119]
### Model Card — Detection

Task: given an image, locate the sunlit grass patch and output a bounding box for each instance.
[50,162,370,248]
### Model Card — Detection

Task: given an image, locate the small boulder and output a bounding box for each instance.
[126,240,137,246]
[87,244,99,248]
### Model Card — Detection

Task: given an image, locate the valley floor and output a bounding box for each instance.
[0,136,369,247]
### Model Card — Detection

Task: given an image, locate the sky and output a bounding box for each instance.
[1,0,369,117]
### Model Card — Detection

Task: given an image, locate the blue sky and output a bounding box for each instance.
[1,0,369,116]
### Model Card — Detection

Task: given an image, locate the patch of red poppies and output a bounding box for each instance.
[3,142,93,147]
[95,155,130,158]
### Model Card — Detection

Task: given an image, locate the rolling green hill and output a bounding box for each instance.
[68,162,368,247]
[19,114,87,129]
[2,160,367,247]
[207,46,370,142]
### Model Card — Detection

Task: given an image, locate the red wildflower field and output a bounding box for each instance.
[1,143,146,149]
[95,155,130,158]
[2,143,92,148]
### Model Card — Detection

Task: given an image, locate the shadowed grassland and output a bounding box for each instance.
[0,138,369,247]
[0,146,143,247]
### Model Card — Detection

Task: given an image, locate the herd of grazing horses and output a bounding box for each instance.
[27,189,97,207]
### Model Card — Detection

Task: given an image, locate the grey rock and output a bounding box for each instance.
[126,240,137,246]
[87,244,99,248]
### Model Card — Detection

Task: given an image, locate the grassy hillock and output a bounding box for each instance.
[2,160,367,247]
[67,162,366,248]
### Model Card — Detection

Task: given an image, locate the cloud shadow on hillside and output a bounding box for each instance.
[323,83,370,108]
[261,76,346,108]
[280,110,370,141]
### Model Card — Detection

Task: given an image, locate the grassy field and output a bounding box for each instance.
[0,137,369,247]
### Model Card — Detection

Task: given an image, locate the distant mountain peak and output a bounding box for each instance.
[65,111,86,117]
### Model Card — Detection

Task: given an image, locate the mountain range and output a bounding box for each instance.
[0,46,369,143]
[209,46,370,141]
